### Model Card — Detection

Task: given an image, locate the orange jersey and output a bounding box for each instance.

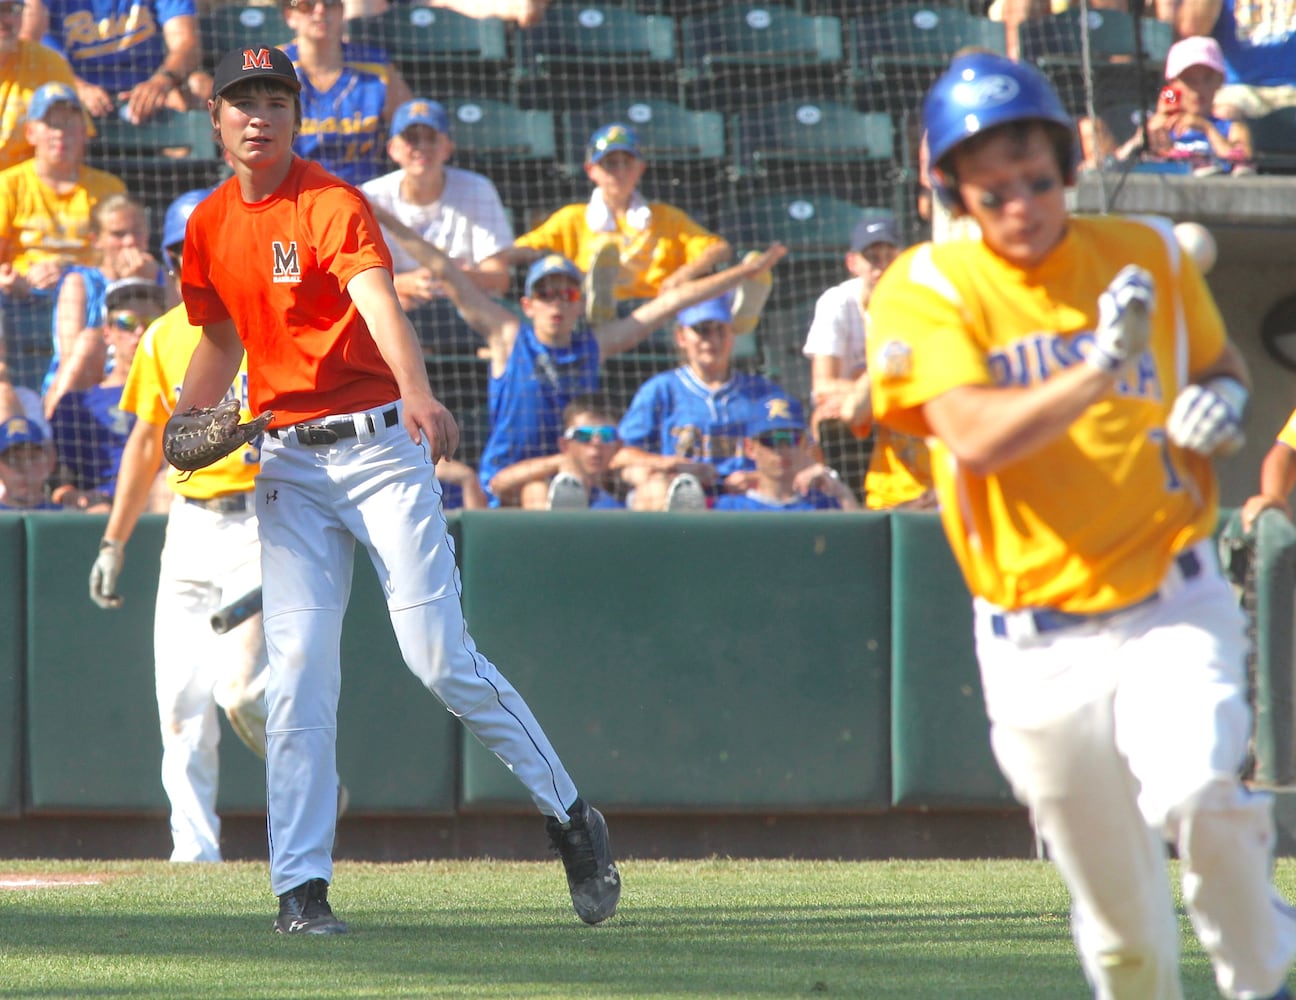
[180,158,397,425]
[120,304,259,499]
[867,214,1224,613]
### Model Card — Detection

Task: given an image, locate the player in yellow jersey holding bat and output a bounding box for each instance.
[868,52,1296,1000]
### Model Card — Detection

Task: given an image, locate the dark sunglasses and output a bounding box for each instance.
[108,310,155,332]
[531,285,581,304]
[756,430,803,448]
[563,425,617,444]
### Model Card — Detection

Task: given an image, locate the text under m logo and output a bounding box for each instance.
[243,48,272,71]
[273,241,300,283]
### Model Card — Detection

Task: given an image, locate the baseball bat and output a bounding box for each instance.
[211,586,262,634]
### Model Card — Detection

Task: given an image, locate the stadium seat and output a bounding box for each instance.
[436,97,563,214]
[1096,100,1147,149]
[513,3,678,110]
[713,193,893,309]
[847,4,1008,115]
[1248,107,1296,175]
[85,109,228,218]
[344,7,511,101]
[730,100,896,204]
[1017,8,1172,116]
[198,5,294,71]
[677,4,846,113]
[559,98,728,221]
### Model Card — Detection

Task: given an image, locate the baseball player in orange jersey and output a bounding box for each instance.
[173,45,619,935]
[89,188,269,864]
[868,53,1296,1000]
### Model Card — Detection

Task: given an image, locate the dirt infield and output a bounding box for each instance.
[0,872,107,890]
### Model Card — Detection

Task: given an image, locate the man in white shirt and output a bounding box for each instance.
[362,98,514,352]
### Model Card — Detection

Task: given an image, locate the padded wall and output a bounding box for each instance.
[457,511,893,811]
[889,512,1014,808]
[0,516,23,816]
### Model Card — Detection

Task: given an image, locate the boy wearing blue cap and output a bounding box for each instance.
[0,369,59,509]
[613,291,789,511]
[369,205,784,507]
[712,394,858,512]
[361,97,514,326]
[483,122,739,327]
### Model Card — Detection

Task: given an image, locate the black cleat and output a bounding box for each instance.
[546,798,621,924]
[274,878,348,935]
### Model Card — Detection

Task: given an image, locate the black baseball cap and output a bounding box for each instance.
[211,45,301,99]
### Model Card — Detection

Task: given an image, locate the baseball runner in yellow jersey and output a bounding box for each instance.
[88,189,269,863]
[868,53,1296,1000]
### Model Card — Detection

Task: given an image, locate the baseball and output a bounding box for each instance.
[1174,222,1217,275]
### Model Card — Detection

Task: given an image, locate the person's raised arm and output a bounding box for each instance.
[1176,0,1223,38]
[595,243,786,358]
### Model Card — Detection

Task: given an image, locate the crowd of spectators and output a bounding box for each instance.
[0,0,1289,516]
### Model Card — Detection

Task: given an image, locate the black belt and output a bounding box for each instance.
[183,492,252,514]
[990,549,1203,638]
[269,406,398,446]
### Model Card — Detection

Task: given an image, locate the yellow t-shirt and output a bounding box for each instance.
[867,214,1224,613]
[0,158,125,273]
[1275,409,1296,450]
[0,42,80,172]
[119,304,259,499]
[513,201,726,301]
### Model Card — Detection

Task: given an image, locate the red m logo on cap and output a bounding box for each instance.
[242,48,272,71]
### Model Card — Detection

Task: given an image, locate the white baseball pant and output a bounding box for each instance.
[974,541,1296,1000]
[256,400,579,896]
[154,494,266,862]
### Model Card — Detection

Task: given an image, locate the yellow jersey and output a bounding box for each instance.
[119,304,259,499]
[1276,409,1296,450]
[513,201,726,301]
[867,214,1223,613]
[0,158,124,273]
[863,426,933,510]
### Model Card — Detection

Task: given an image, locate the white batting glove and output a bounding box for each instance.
[1167,376,1248,457]
[89,539,124,609]
[1088,265,1155,374]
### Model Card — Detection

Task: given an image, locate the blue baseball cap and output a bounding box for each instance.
[747,395,806,438]
[162,188,213,267]
[676,293,733,329]
[27,82,81,122]
[391,98,450,138]
[586,123,642,165]
[0,415,46,454]
[524,254,582,297]
[851,215,901,253]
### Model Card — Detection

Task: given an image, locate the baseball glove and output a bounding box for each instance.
[163,400,274,473]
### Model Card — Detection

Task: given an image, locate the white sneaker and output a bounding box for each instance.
[665,473,707,511]
[583,241,621,327]
[548,472,589,510]
[730,250,773,337]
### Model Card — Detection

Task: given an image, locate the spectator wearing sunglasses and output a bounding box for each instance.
[489,394,626,510]
[711,395,857,512]
[46,275,165,509]
[613,293,788,512]
[365,211,786,508]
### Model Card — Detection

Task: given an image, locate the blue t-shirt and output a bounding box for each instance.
[49,383,134,494]
[589,485,624,509]
[287,41,392,188]
[1214,0,1296,88]
[477,322,601,506]
[618,366,782,481]
[42,265,108,395]
[713,490,841,512]
[42,0,196,93]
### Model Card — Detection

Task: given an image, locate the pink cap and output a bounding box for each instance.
[1164,35,1226,81]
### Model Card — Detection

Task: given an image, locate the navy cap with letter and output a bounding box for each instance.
[923,52,1075,207]
[211,45,302,99]
[391,98,450,138]
[0,415,46,454]
[105,276,168,311]
[586,123,642,165]
[747,394,806,438]
[851,215,900,253]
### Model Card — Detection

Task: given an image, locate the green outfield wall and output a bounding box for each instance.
[1,509,1285,841]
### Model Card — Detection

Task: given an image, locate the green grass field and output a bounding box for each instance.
[0,856,1283,999]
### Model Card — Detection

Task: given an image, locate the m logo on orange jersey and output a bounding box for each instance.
[272,241,300,284]
[242,48,273,71]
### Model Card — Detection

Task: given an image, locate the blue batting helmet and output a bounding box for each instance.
[161,188,213,268]
[923,53,1075,207]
